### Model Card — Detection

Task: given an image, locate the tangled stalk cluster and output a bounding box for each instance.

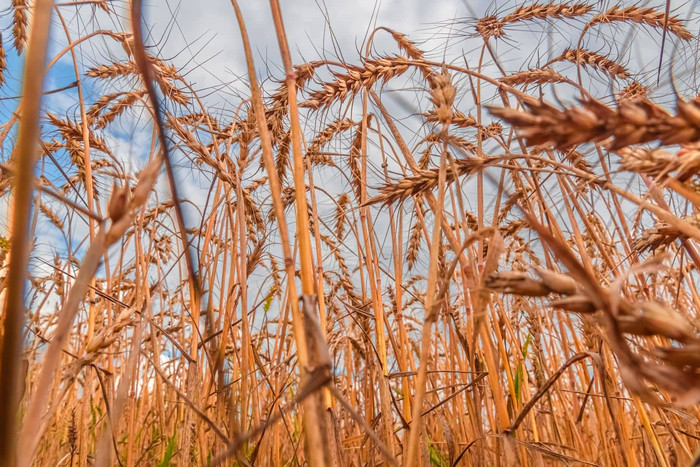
[2,1,700,466]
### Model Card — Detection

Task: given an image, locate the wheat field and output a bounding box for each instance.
[1,0,700,465]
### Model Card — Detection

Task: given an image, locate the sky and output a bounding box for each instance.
[0,0,486,313]
[114,0,477,111]
[0,0,491,247]
[1,0,700,310]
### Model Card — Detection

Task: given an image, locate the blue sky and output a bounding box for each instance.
[2,0,700,324]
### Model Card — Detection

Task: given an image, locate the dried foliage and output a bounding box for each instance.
[2,1,700,466]
[489,95,700,149]
[476,2,592,38]
[556,47,630,79]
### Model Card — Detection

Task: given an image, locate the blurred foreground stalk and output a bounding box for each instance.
[0,0,54,464]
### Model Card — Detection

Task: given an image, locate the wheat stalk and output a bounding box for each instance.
[488,95,700,149]
[96,90,146,128]
[556,48,630,79]
[589,5,693,40]
[307,118,356,166]
[476,2,592,38]
[500,67,569,86]
[617,81,649,102]
[300,57,413,109]
[9,2,700,465]
[0,34,6,85]
[12,0,29,54]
